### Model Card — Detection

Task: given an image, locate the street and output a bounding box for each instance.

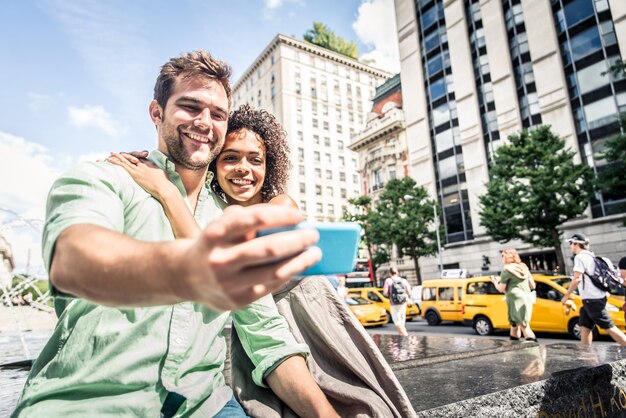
[367,317,617,346]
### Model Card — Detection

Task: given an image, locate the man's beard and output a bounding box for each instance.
[162,122,222,170]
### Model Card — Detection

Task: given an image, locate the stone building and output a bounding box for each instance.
[393,0,626,277]
[232,34,390,221]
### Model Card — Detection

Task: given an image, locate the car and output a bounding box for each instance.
[420,279,465,325]
[461,274,626,338]
[347,287,421,322]
[344,296,388,327]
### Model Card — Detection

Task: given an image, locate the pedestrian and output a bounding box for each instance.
[383,267,411,336]
[561,233,626,346]
[492,248,537,342]
[336,276,348,299]
[619,257,626,281]
[13,51,338,418]
[107,105,416,417]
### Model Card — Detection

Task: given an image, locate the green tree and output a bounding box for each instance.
[304,22,358,60]
[368,177,440,285]
[605,60,626,78]
[342,195,376,269]
[479,125,594,271]
[597,114,626,215]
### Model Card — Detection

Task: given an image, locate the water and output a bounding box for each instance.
[0,330,51,417]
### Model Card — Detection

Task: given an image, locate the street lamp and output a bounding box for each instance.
[403,195,443,274]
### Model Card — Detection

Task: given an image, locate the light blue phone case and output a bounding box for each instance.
[256,221,361,276]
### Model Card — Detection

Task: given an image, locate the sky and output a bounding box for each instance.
[0,0,400,276]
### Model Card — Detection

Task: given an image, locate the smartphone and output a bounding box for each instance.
[256,221,361,277]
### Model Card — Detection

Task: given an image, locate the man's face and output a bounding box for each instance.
[151,76,229,170]
[569,242,580,255]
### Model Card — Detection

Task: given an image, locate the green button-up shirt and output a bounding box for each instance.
[13,151,309,418]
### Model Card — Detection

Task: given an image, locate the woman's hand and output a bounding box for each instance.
[105,151,174,201]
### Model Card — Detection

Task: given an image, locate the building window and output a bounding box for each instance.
[340,172,346,182]
[313,134,320,145]
[324,137,330,147]
[298,148,304,160]
[316,185,322,195]
[341,188,347,198]
[314,151,320,162]
[312,118,318,128]
[300,201,307,211]
[569,26,602,62]
[297,114,302,125]
[328,204,335,215]
[326,170,332,180]
[338,140,344,149]
[326,186,333,196]
[325,153,332,164]
[299,165,305,175]
[337,125,343,134]
[316,203,323,214]
[315,168,321,178]
[298,131,303,142]
[323,121,329,131]
[339,156,345,166]
[388,165,397,180]
[300,183,306,193]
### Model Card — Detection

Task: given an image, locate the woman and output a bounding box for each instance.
[107,104,415,418]
[493,248,538,342]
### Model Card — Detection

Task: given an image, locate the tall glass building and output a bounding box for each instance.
[394,0,626,276]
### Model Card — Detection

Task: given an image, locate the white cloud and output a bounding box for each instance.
[265,0,282,9]
[0,132,63,276]
[353,0,401,74]
[27,92,53,111]
[68,105,127,137]
[262,0,303,18]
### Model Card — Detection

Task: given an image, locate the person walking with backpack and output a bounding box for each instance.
[383,267,411,336]
[561,233,626,346]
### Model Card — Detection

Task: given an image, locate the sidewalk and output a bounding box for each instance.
[0,305,57,332]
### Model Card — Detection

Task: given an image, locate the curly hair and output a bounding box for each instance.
[209,104,291,203]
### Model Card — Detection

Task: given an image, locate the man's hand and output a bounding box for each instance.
[561,294,569,305]
[174,204,321,311]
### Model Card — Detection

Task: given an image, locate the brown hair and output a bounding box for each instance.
[502,248,522,264]
[154,50,232,109]
[209,104,291,202]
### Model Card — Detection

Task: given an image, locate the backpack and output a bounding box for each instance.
[390,277,407,304]
[582,254,624,292]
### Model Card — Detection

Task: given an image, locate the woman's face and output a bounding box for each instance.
[216,128,266,206]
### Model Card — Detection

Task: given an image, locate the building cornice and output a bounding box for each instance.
[349,108,405,151]
[233,34,392,90]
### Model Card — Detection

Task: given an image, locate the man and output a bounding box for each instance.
[13,51,337,418]
[383,267,411,336]
[619,257,626,282]
[561,233,626,346]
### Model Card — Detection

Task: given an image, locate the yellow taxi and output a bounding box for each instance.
[461,274,626,338]
[420,278,465,325]
[345,296,388,327]
[347,287,421,322]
